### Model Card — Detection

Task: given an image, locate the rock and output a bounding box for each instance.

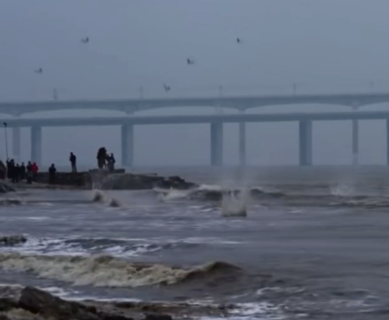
[0,182,15,193]
[19,286,100,320]
[0,285,233,320]
[143,314,173,320]
[0,235,27,246]
[18,287,135,320]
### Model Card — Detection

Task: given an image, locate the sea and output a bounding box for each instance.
[1,165,389,320]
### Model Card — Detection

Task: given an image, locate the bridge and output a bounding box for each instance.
[2,91,389,166]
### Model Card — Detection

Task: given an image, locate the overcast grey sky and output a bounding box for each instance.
[1,0,389,166]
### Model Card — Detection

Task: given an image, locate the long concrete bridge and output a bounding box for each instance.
[2,91,389,166]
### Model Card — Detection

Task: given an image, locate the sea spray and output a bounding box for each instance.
[221,189,248,217]
[108,198,122,208]
[92,190,105,202]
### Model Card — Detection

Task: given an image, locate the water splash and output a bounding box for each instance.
[221,190,248,217]
[92,190,105,202]
[330,183,355,197]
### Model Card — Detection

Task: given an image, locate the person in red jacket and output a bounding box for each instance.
[31,162,39,181]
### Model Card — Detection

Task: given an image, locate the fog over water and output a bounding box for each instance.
[1,1,389,166]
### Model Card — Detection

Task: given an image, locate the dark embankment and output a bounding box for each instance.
[30,169,197,190]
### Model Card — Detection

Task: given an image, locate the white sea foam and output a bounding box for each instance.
[0,253,237,287]
[198,302,284,319]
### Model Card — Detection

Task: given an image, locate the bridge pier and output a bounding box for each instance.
[386,119,389,166]
[239,111,246,167]
[352,119,359,165]
[30,126,42,164]
[352,106,359,165]
[121,124,134,167]
[12,127,21,162]
[299,120,312,166]
[210,123,223,166]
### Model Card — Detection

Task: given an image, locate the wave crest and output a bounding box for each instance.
[0,253,241,287]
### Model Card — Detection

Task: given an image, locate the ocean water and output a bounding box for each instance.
[1,166,389,319]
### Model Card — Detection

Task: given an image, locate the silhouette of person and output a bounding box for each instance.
[69,152,77,173]
[49,164,56,184]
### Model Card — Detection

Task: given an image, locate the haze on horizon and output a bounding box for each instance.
[0,0,389,167]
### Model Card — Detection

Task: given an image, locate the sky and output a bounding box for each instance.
[1,0,389,166]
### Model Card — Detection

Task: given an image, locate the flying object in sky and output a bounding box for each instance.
[81,37,89,44]
[237,38,241,43]
[34,68,43,74]
[163,84,171,92]
[187,58,195,65]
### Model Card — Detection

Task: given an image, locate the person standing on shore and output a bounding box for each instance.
[26,162,32,184]
[48,164,56,184]
[20,162,26,181]
[69,152,77,173]
[31,162,38,181]
[108,153,116,171]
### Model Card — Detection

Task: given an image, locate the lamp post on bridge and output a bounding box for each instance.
[3,122,8,160]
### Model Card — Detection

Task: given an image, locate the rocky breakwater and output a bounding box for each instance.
[0,286,175,320]
[0,286,232,320]
[91,170,197,190]
[33,169,196,191]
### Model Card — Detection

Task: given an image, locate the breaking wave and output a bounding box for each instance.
[0,252,241,287]
[91,190,124,208]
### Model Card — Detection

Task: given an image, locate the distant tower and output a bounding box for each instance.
[293,83,297,94]
[53,88,58,101]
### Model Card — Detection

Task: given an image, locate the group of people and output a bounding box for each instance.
[96,147,116,171]
[1,148,118,185]
[5,159,39,184]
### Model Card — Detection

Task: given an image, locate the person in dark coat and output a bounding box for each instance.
[20,162,26,181]
[69,152,77,173]
[48,164,56,184]
[108,153,116,171]
[26,161,32,184]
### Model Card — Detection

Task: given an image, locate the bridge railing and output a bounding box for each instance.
[3,81,389,102]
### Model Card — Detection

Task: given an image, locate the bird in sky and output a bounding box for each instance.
[187,58,195,65]
[34,68,43,74]
[237,38,241,44]
[81,37,89,44]
[163,84,171,92]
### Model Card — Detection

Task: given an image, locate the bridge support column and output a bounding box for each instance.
[12,127,21,162]
[121,124,134,167]
[210,123,223,166]
[239,111,246,167]
[352,119,359,166]
[299,120,312,166]
[352,106,359,166]
[30,126,42,165]
[386,119,389,166]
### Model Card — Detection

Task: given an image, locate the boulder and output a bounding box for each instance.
[0,235,27,246]
[18,287,101,320]
[0,182,15,193]
[143,315,173,320]
[0,286,177,320]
